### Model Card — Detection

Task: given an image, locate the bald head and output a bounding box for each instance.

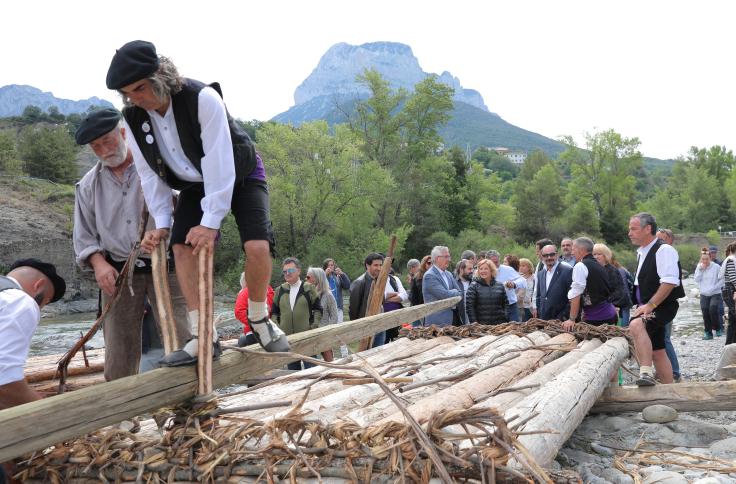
[7,266,55,308]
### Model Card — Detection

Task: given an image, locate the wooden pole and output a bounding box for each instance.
[0,297,459,462]
[591,379,736,413]
[197,248,214,396]
[358,235,397,351]
[151,243,177,354]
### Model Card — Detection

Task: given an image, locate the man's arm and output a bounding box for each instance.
[563,295,582,331]
[0,380,41,411]
[349,279,362,321]
[423,272,460,300]
[338,272,351,289]
[632,283,676,318]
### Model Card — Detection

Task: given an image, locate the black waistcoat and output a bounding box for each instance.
[122,78,256,190]
[580,255,613,307]
[635,238,686,306]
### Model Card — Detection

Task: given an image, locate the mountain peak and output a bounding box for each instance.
[292,41,488,112]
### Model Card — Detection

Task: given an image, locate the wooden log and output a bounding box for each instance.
[475,338,603,411]
[376,332,573,426]
[0,296,459,462]
[506,337,629,468]
[591,379,736,413]
[151,242,177,354]
[197,247,214,396]
[358,236,397,351]
[288,334,502,424]
[25,362,104,384]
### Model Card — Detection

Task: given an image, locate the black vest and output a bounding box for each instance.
[122,78,257,190]
[580,255,613,307]
[635,238,686,306]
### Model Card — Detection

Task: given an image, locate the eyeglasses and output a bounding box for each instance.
[282,268,298,275]
[542,253,556,258]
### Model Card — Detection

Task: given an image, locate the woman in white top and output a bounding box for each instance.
[517,258,536,321]
[694,250,723,340]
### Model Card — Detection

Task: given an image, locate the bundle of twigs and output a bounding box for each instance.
[14,403,579,483]
[402,320,632,347]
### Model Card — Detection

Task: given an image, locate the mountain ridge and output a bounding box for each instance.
[0,84,113,117]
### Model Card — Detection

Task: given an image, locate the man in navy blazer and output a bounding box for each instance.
[423,246,465,327]
[534,244,573,320]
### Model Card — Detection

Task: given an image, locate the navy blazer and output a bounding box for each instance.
[422,266,464,327]
[535,262,573,320]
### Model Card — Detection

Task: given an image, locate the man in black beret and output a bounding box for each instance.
[0,259,65,411]
[73,108,191,379]
[106,40,289,366]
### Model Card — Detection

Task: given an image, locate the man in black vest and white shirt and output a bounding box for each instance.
[628,212,684,386]
[105,40,289,365]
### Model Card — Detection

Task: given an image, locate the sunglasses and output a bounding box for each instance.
[282,268,298,275]
[542,253,557,258]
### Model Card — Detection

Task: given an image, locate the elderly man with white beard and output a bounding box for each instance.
[73,108,191,381]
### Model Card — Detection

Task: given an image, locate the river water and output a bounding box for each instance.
[30,278,712,357]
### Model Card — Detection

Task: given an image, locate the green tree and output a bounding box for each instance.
[560,130,642,243]
[18,126,78,183]
[0,131,18,172]
[21,105,44,123]
[512,164,565,241]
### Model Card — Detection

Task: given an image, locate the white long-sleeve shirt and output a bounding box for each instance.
[695,262,723,296]
[125,86,235,230]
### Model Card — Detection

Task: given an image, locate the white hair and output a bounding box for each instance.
[431,246,449,263]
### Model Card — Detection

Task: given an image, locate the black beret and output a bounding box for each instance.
[74,108,121,145]
[10,258,67,303]
[106,40,160,90]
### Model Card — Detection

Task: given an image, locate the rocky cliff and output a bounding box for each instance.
[0,84,113,117]
[292,41,489,112]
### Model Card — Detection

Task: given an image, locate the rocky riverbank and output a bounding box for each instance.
[557,277,736,483]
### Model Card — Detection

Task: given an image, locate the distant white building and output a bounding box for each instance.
[490,146,527,165]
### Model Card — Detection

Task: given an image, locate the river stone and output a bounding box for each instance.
[591,442,615,456]
[599,415,639,432]
[601,467,634,484]
[642,471,689,484]
[642,404,678,423]
[710,437,736,458]
[665,420,728,446]
[640,466,664,476]
[693,478,729,484]
[715,344,736,380]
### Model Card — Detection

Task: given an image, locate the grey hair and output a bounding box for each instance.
[119,56,183,107]
[430,246,449,263]
[632,212,657,235]
[460,250,476,261]
[573,237,594,254]
[487,250,500,258]
[307,267,329,296]
[282,257,301,268]
[406,258,420,270]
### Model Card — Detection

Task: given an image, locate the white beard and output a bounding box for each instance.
[100,142,127,168]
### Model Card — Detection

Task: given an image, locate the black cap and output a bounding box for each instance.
[106,40,159,90]
[74,108,121,145]
[9,259,67,303]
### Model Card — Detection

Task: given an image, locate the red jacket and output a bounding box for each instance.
[235,286,275,334]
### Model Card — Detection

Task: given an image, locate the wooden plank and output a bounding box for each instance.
[0,296,459,462]
[591,379,736,413]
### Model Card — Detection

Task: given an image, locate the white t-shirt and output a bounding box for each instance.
[0,277,40,386]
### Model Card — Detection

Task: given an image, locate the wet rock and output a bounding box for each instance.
[710,437,736,458]
[640,466,664,476]
[665,420,728,447]
[643,404,678,423]
[601,467,634,484]
[642,471,689,484]
[558,448,601,466]
[591,442,615,456]
[599,415,639,432]
[579,464,608,484]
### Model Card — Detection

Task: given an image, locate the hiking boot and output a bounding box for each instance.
[674,374,682,383]
[636,373,657,386]
[159,338,222,367]
[248,316,291,352]
[703,332,714,340]
[716,328,724,337]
